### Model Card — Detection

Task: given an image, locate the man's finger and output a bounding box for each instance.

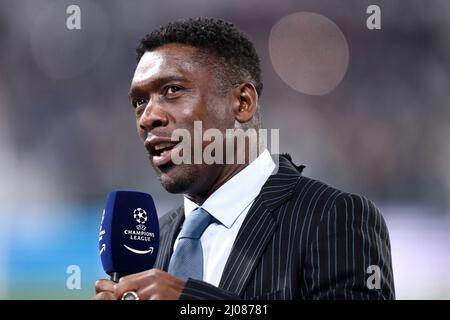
[92,291,116,300]
[113,270,158,299]
[95,279,115,294]
[113,276,142,299]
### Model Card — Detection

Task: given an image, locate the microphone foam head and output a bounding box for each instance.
[99,190,159,276]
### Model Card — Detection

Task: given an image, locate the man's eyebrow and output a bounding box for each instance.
[128,76,188,99]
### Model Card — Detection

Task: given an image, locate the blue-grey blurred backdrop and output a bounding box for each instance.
[0,0,449,299]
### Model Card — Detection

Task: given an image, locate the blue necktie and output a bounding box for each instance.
[168,207,212,280]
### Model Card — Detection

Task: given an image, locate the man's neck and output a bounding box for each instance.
[185,163,248,205]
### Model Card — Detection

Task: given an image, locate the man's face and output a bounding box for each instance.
[129,44,235,195]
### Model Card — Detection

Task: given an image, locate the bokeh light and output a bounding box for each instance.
[269,12,349,96]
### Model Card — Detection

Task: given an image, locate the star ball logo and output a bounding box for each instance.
[133,207,148,227]
[133,208,147,232]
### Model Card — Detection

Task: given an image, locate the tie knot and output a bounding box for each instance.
[179,207,212,240]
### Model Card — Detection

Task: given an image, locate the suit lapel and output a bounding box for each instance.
[219,155,302,295]
[154,206,184,271]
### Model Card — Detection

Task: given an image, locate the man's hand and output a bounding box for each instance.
[93,279,116,300]
[92,269,186,300]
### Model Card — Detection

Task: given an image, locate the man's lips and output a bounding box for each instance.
[145,136,181,167]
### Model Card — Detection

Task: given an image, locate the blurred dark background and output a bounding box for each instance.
[0,0,449,299]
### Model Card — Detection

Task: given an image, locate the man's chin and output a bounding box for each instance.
[154,163,195,194]
[160,181,188,194]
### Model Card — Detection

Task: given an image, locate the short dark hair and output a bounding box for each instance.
[136,17,263,96]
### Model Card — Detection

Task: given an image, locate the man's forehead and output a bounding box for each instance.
[132,44,200,84]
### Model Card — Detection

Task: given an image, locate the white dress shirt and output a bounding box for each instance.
[173,149,276,286]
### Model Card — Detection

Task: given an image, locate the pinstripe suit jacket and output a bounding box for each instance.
[154,155,395,300]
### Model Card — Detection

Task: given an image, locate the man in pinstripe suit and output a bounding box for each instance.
[94,17,395,300]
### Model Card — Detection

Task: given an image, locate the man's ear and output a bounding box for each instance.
[232,83,258,124]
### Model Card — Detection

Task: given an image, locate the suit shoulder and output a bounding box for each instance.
[329,191,388,232]
[290,175,382,222]
[291,175,345,210]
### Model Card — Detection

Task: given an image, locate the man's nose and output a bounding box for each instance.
[139,101,169,131]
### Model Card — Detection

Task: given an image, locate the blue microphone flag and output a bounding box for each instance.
[99,190,160,276]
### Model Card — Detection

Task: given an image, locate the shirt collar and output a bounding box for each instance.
[183,149,276,229]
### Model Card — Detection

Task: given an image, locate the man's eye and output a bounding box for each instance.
[166,85,182,95]
[134,98,147,108]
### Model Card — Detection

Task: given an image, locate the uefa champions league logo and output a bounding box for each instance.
[133,208,147,231]
[122,207,155,255]
[133,208,148,224]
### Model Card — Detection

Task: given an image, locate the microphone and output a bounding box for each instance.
[98,190,160,283]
